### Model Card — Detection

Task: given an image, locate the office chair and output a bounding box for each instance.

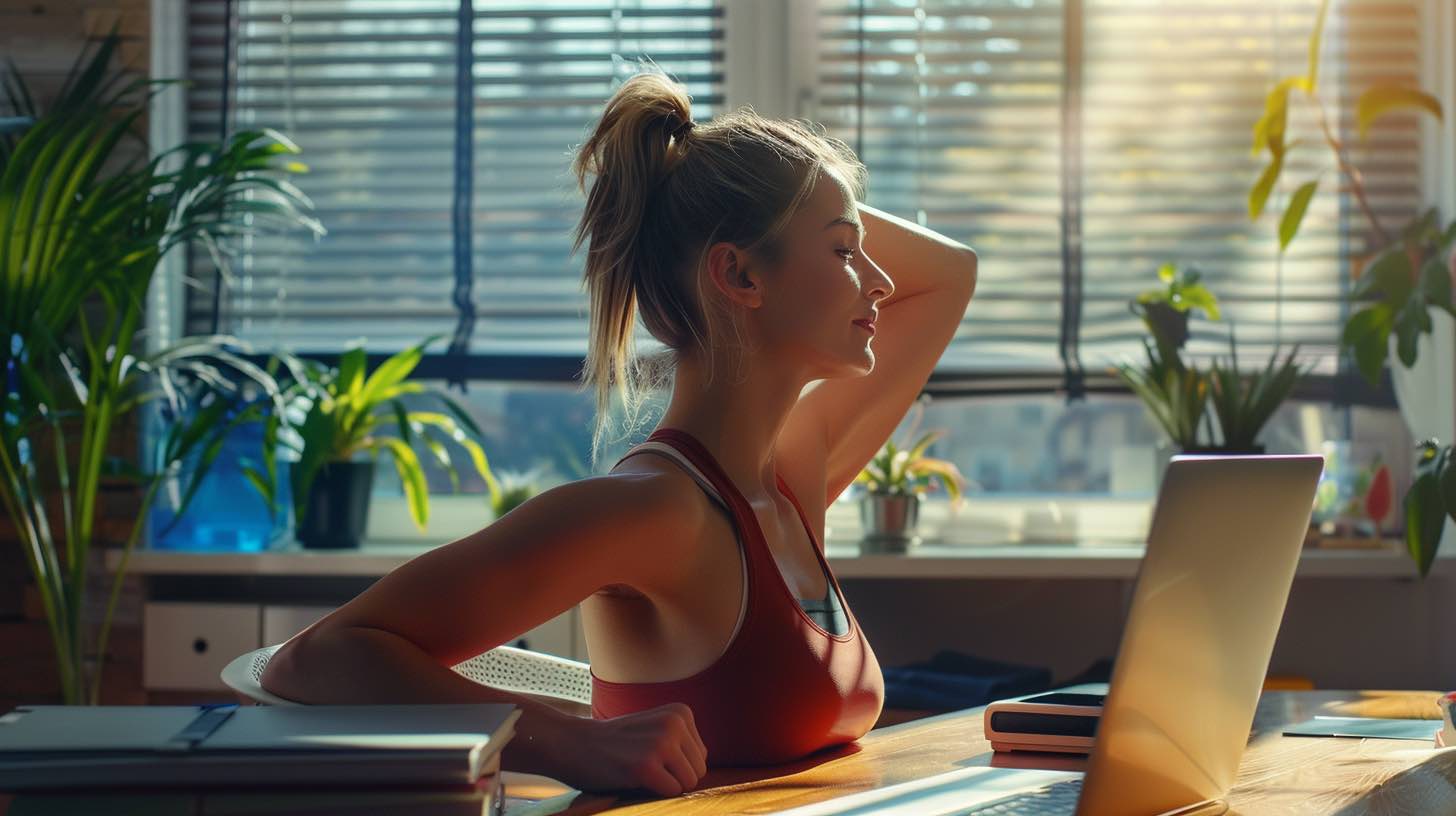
[221,643,593,707]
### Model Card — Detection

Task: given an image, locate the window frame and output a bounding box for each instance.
[144,0,1453,540]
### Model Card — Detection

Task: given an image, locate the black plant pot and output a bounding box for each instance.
[297,461,375,549]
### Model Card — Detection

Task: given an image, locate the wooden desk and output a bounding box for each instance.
[508,689,1454,815]
[4,691,1450,815]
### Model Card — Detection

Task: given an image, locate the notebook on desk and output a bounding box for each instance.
[0,702,520,792]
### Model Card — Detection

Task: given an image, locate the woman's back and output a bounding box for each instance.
[586,427,883,766]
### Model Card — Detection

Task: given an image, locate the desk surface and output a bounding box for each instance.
[505,689,1453,815]
[4,690,1449,816]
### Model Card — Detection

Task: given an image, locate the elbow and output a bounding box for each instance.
[260,628,334,703]
[956,247,978,301]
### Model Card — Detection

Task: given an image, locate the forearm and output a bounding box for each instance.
[263,625,584,777]
[857,201,977,306]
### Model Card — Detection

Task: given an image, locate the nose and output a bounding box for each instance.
[860,252,894,301]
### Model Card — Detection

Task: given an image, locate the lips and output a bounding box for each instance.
[853,319,876,334]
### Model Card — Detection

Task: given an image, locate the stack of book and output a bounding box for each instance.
[0,702,520,815]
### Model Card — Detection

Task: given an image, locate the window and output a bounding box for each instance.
[184,0,724,356]
[167,0,1431,521]
[812,0,1424,391]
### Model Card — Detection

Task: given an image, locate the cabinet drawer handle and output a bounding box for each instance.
[193,638,209,654]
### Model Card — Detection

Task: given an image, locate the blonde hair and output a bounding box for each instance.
[571,67,866,469]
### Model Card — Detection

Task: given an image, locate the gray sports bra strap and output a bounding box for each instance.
[613,441,730,513]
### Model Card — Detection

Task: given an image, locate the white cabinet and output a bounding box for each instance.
[143,602,261,691]
[262,605,335,645]
[142,601,584,692]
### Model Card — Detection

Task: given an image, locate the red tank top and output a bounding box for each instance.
[589,427,885,767]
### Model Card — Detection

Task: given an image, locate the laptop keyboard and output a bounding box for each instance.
[952,778,1083,815]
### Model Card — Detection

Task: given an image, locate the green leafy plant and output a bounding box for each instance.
[1133,263,1222,368]
[489,468,544,519]
[0,36,320,703]
[853,400,969,508]
[278,338,502,531]
[1115,264,1218,450]
[1406,441,1456,577]
[1115,340,1209,451]
[1248,0,1451,382]
[1248,0,1456,575]
[1207,333,1309,452]
[1116,265,1305,452]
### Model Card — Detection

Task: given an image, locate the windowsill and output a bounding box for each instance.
[115,530,1447,581]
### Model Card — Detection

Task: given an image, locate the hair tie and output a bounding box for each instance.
[670,117,696,141]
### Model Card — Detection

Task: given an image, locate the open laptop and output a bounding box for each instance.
[776,454,1324,816]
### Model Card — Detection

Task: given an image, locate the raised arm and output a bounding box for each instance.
[260,471,712,795]
[777,202,978,505]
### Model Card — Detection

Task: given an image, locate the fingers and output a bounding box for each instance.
[661,742,701,793]
[639,761,685,798]
[678,704,709,761]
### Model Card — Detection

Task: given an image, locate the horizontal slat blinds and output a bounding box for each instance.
[467,4,724,355]
[816,0,1068,378]
[815,0,1422,383]
[1078,0,1421,375]
[185,0,724,354]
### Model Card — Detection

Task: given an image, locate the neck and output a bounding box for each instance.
[656,352,812,501]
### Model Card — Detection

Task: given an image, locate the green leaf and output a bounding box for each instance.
[1392,296,1430,369]
[1340,303,1395,387]
[1251,77,1301,157]
[1420,255,1452,311]
[354,337,437,416]
[1157,263,1176,283]
[374,436,429,530]
[1406,445,1449,578]
[1304,0,1330,93]
[1441,445,1456,528]
[1248,155,1283,220]
[1357,85,1443,141]
[337,345,366,402]
[1279,180,1318,251]
[1351,246,1415,304]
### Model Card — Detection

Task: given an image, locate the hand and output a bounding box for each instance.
[550,703,709,797]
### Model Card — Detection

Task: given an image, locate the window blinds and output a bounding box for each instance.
[814,0,1422,390]
[185,0,725,356]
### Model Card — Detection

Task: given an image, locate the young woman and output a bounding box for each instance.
[260,70,977,797]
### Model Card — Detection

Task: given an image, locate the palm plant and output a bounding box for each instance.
[278,337,502,537]
[0,36,321,703]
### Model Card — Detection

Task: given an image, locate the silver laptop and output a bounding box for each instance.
[775,454,1324,816]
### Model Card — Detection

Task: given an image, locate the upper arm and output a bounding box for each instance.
[292,473,705,667]
[777,252,977,507]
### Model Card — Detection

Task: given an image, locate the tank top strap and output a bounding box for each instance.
[613,439,730,514]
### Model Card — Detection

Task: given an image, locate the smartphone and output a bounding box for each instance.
[982,692,1106,754]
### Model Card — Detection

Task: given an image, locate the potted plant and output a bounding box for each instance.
[1205,333,1308,455]
[276,338,502,549]
[1248,0,1456,574]
[489,468,545,520]
[1116,265,1306,479]
[0,37,320,703]
[853,400,969,550]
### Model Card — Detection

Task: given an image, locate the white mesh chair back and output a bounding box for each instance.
[221,643,592,706]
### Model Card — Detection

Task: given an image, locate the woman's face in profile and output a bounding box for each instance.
[753,170,894,381]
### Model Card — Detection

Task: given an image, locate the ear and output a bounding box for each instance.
[704,241,764,309]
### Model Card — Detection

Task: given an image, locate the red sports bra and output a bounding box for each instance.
[589,427,885,767]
